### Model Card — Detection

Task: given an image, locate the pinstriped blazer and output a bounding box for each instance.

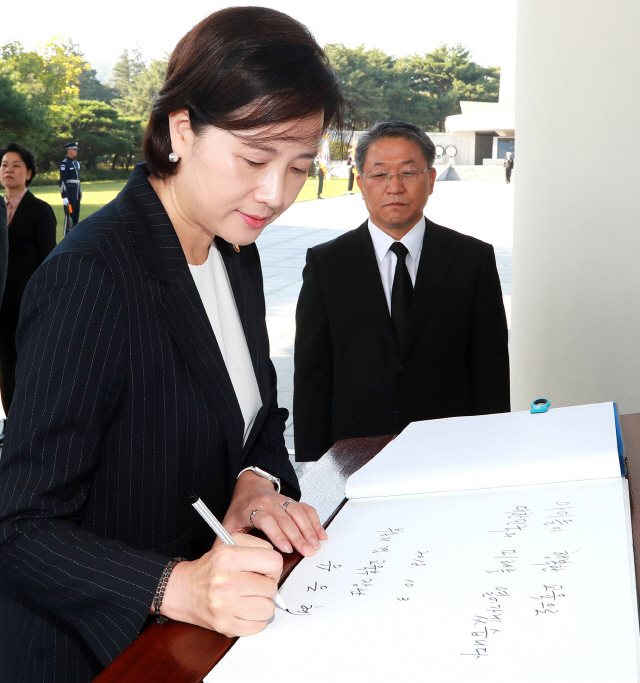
[0,164,299,682]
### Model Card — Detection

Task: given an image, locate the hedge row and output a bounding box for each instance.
[31,167,134,186]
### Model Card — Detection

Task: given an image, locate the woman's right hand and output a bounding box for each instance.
[159,533,283,637]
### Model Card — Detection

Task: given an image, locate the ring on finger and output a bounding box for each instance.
[282,499,296,512]
[249,508,264,527]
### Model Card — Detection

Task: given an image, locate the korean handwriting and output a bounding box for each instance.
[356,560,386,576]
[544,502,574,532]
[316,560,341,572]
[531,550,576,572]
[285,604,323,616]
[489,505,532,538]
[410,550,428,567]
[531,585,565,615]
[351,578,374,596]
[461,587,510,658]
[377,528,404,543]
[486,549,518,574]
[395,577,416,603]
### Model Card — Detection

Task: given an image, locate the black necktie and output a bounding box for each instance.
[389,241,413,348]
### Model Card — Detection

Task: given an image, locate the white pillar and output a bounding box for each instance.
[511,0,640,414]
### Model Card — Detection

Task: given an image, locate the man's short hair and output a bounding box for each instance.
[0,142,36,186]
[355,120,436,173]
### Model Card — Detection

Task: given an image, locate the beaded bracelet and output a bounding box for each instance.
[153,557,187,624]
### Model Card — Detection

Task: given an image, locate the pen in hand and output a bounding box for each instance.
[189,494,288,611]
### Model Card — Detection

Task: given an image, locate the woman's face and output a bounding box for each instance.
[169,112,323,246]
[1,152,32,192]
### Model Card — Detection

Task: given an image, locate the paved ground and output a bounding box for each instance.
[257,180,515,476]
[0,180,515,478]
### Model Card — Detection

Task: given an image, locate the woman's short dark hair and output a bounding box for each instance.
[0,142,36,186]
[355,120,436,173]
[144,7,346,178]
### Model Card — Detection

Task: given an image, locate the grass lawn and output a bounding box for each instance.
[296,176,360,202]
[32,176,360,244]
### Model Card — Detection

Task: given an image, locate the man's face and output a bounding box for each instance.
[67,148,78,159]
[357,137,436,238]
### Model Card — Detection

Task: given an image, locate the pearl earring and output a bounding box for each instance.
[168,152,179,163]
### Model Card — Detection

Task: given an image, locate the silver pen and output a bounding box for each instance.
[189,494,288,611]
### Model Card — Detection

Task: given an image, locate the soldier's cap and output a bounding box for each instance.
[65,141,79,150]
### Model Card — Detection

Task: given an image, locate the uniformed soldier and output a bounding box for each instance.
[60,141,82,234]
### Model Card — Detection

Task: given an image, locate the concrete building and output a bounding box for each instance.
[430,41,515,168]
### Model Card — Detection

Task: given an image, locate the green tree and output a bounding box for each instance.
[44,100,135,170]
[110,48,145,98]
[78,68,119,103]
[325,44,396,127]
[401,45,500,130]
[115,116,146,170]
[0,65,49,147]
[1,38,149,171]
[1,38,88,107]
[112,58,167,119]
[325,43,499,132]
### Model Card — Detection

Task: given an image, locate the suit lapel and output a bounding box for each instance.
[117,166,244,454]
[345,222,398,349]
[403,219,458,358]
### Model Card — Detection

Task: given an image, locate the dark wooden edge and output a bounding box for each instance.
[95,420,640,682]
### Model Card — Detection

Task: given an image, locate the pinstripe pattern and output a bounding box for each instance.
[0,164,298,682]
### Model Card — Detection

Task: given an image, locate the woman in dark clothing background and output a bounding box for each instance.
[0,142,56,414]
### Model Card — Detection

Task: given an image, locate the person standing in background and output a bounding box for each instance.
[0,143,56,415]
[59,140,82,233]
[315,153,326,199]
[346,153,355,194]
[504,152,514,184]
[316,132,331,199]
[0,199,6,308]
[294,120,510,462]
[346,135,357,195]
[0,199,6,444]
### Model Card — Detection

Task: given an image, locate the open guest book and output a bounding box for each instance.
[207,402,640,682]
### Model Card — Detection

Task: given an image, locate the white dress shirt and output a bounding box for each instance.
[367,216,426,313]
[188,242,262,443]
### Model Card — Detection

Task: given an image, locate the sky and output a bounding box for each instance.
[2,0,516,82]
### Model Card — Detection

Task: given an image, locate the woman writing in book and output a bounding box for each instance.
[0,8,345,681]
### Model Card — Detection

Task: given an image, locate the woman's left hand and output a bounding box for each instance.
[222,471,328,557]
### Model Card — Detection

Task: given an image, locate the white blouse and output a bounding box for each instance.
[188,243,262,443]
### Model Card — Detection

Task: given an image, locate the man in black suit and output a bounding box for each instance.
[294,120,510,462]
[504,152,514,184]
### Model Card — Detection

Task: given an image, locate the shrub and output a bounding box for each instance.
[31,167,133,186]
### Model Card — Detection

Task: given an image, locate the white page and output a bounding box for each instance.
[207,478,639,683]
[346,402,621,499]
